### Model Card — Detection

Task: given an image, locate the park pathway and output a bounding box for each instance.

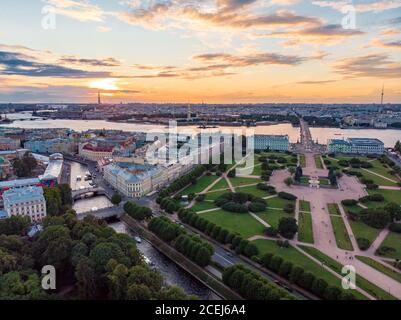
[337,204,359,252]
[378,186,401,190]
[362,168,398,184]
[294,245,376,300]
[365,228,390,256]
[249,212,271,228]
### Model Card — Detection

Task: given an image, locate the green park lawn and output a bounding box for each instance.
[356,256,401,284]
[330,215,354,251]
[368,189,401,205]
[299,154,306,168]
[256,209,292,229]
[298,212,314,244]
[200,210,265,239]
[327,203,341,215]
[300,200,311,212]
[356,169,398,187]
[369,160,399,180]
[236,185,268,198]
[204,190,228,201]
[314,155,324,169]
[229,176,261,187]
[319,178,330,186]
[209,178,230,191]
[191,201,218,213]
[299,246,396,300]
[377,232,401,260]
[267,196,295,209]
[348,219,381,247]
[179,175,218,196]
[335,155,369,162]
[299,176,310,184]
[252,240,367,299]
[241,164,262,176]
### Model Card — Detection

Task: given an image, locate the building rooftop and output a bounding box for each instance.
[105,162,161,184]
[0,178,41,189]
[348,138,384,145]
[3,186,44,205]
[328,139,350,145]
[39,159,63,181]
[83,143,113,153]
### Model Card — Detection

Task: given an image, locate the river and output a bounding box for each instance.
[69,161,217,300]
[2,114,401,146]
[0,116,301,142]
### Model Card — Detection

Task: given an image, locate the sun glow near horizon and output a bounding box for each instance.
[89,78,120,92]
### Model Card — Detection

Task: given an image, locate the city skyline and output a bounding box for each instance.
[0,0,401,103]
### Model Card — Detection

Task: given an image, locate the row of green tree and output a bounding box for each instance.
[148,216,214,267]
[124,201,152,221]
[222,265,295,300]
[0,213,190,300]
[157,197,180,214]
[260,252,356,300]
[177,209,259,258]
[158,165,207,198]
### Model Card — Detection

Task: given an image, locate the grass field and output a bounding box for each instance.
[200,209,265,238]
[298,212,314,243]
[356,256,401,284]
[229,176,261,187]
[179,175,219,195]
[327,203,341,215]
[191,201,218,213]
[253,240,367,300]
[330,215,354,251]
[299,246,396,300]
[319,178,330,186]
[348,219,381,247]
[314,155,324,169]
[300,176,310,184]
[369,160,399,180]
[236,185,268,198]
[356,169,398,187]
[300,200,311,212]
[267,196,295,209]
[257,209,292,229]
[368,189,401,205]
[299,154,306,168]
[204,190,228,201]
[377,232,401,260]
[209,178,230,191]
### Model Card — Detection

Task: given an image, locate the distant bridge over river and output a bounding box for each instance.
[72,187,112,201]
[77,205,124,220]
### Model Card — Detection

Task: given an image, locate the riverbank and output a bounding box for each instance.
[120,214,243,300]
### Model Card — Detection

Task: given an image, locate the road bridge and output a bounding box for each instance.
[77,205,124,220]
[72,187,111,201]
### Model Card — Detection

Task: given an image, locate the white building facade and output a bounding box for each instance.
[254,135,290,151]
[3,186,47,222]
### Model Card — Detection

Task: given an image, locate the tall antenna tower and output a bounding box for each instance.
[381,84,384,105]
[98,91,101,105]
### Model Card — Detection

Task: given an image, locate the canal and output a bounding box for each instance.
[69,161,218,300]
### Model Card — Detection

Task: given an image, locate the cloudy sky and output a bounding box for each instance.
[0,0,400,103]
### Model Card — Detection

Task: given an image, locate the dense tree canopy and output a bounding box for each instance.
[0,213,191,300]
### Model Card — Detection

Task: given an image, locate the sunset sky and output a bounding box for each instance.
[0,0,400,103]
